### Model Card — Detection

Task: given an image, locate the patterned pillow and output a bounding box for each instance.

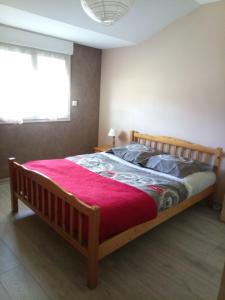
[106,143,161,165]
[142,154,212,178]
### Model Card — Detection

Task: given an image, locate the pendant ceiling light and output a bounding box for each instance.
[81,0,134,25]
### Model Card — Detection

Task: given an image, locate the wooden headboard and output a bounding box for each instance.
[130,131,223,177]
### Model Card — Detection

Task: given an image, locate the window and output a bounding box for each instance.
[0,43,71,123]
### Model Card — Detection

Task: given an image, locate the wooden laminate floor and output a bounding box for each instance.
[0,180,224,300]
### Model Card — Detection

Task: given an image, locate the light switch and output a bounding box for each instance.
[72,100,78,107]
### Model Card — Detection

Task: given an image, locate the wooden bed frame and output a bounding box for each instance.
[8,131,223,289]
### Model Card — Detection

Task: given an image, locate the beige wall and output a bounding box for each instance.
[0,44,101,178]
[99,1,225,202]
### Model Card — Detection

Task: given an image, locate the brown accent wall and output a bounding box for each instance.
[0,44,101,178]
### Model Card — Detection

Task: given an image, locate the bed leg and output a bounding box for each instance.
[8,158,18,213]
[87,254,98,289]
[11,193,18,214]
[87,206,100,289]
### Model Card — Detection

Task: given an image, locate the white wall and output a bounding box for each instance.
[99,1,225,202]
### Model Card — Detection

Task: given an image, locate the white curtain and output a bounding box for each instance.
[0,43,71,123]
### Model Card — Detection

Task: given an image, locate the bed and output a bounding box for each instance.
[8,131,223,289]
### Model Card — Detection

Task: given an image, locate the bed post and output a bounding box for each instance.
[209,147,223,207]
[130,130,136,143]
[8,158,18,213]
[87,206,100,289]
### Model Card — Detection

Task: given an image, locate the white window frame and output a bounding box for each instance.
[0,43,71,124]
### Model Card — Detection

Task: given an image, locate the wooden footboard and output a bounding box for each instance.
[8,158,100,289]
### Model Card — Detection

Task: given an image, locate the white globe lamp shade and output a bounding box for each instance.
[81,0,134,25]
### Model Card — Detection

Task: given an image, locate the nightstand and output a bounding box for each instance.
[94,145,111,153]
[221,195,225,222]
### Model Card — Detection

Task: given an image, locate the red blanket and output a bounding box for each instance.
[24,159,157,241]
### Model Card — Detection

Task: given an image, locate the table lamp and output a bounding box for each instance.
[108,128,116,147]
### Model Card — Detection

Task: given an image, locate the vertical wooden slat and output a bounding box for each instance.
[36,184,39,209]
[196,151,200,161]
[51,194,55,223]
[48,193,52,221]
[25,177,29,201]
[130,130,135,143]
[187,149,191,159]
[38,185,42,211]
[31,181,35,206]
[55,197,58,226]
[78,213,82,244]
[62,200,66,231]
[47,191,52,220]
[37,185,40,210]
[40,187,45,214]
[172,146,177,156]
[45,190,50,217]
[70,207,74,238]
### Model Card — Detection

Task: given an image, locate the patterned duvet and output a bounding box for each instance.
[67,153,188,212]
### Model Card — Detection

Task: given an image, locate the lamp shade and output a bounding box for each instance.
[81,0,134,25]
[108,128,116,137]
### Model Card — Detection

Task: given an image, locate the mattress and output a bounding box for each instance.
[182,171,216,196]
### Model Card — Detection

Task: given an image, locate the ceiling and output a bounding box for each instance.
[0,0,221,49]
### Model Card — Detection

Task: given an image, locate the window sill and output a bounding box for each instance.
[0,118,71,125]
